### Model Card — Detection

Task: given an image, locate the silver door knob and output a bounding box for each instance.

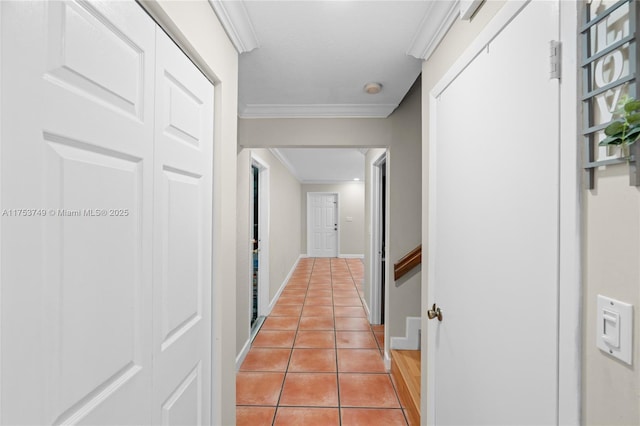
[427,303,443,321]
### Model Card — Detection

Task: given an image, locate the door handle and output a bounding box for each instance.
[427,303,443,321]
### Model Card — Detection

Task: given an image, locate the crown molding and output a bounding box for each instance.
[208,0,259,54]
[269,148,302,182]
[240,103,398,119]
[406,0,460,60]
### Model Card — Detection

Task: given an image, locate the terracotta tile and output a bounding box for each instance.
[332,275,352,281]
[288,348,337,372]
[337,349,386,373]
[336,331,378,349]
[304,296,333,306]
[284,285,308,291]
[236,406,276,426]
[389,374,406,409]
[294,330,335,348]
[338,374,400,408]
[299,316,335,330]
[252,330,296,348]
[341,408,407,425]
[279,373,339,406]
[276,295,305,305]
[333,297,363,307]
[270,305,302,317]
[334,306,366,318]
[335,317,371,331]
[274,407,340,426]
[307,289,332,298]
[236,372,284,405]
[374,330,384,348]
[333,290,359,298]
[308,282,332,289]
[261,316,299,331]
[302,305,334,317]
[281,288,307,296]
[240,348,291,372]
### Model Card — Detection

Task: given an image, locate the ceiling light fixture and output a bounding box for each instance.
[364,82,382,94]
[354,178,360,181]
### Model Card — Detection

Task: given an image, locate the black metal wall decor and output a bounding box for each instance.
[582,0,640,188]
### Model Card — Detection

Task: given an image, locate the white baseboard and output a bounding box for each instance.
[235,337,251,371]
[267,255,304,313]
[237,255,303,369]
[390,316,421,350]
[362,297,371,319]
[384,350,391,371]
[339,254,364,259]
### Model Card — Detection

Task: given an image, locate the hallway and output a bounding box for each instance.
[236,258,409,425]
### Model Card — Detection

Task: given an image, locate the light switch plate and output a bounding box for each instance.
[597,295,633,365]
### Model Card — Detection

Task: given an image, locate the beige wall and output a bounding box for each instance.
[583,166,640,425]
[238,89,423,346]
[239,117,391,148]
[236,149,302,357]
[301,182,365,256]
[139,1,239,424]
[385,79,422,340]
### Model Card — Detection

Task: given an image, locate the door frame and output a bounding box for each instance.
[424,1,580,424]
[369,151,387,325]
[307,192,339,257]
[250,152,270,318]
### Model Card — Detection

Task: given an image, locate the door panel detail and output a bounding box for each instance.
[45,1,144,118]
[161,364,202,426]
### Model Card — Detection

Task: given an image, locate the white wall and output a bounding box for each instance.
[419,2,639,425]
[301,182,365,257]
[236,148,302,357]
[138,2,238,424]
[364,148,387,315]
[236,149,252,356]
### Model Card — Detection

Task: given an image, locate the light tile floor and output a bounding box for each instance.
[236,258,408,425]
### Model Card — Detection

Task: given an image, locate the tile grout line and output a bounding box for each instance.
[330,258,343,426]
[271,257,315,425]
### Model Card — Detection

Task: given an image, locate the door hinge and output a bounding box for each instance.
[550,40,561,80]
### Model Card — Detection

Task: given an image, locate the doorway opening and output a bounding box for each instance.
[251,165,259,328]
[370,152,387,325]
[250,155,270,336]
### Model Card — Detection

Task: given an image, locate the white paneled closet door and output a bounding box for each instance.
[152,29,213,426]
[0,2,213,424]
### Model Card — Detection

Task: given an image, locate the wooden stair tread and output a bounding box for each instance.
[391,349,420,425]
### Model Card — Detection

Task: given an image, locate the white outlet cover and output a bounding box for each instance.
[597,295,633,365]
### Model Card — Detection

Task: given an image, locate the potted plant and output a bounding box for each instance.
[599,95,640,160]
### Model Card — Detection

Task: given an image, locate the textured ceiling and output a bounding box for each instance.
[236,1,432,118]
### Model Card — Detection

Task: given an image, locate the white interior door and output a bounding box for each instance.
[152,30,213,425]
[427,1,560,424]
[1,2,213,424]
[1,1,155,423]
[308,193,338,257]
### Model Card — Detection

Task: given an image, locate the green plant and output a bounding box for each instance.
[599,95,640,159]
